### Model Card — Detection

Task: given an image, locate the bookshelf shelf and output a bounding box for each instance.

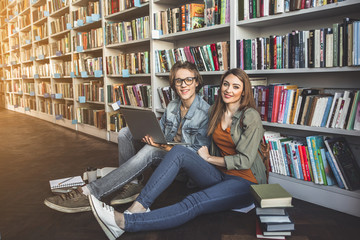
[262,122,360,137]
[50,29,71,38]
[107,73,151,78]
[269,172,360,217]
[33,16,47,26]
[32,0,47,8]
[106,38,150,48]
[20,25,31,33]
[236,0,360,28]
[245,67,360,75]
[157,23,230,42]
[72,20,102,32]
[156,71,226,77]
[49,6,70,18]
[105,3,150,21]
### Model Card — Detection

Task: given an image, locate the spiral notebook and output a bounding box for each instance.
[49,176,85,190]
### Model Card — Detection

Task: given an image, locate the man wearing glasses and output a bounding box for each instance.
[44,61,210,213]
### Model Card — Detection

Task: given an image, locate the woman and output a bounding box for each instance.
[89,68,266,240]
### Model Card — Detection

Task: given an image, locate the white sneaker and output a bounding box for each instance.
[89,195,124,240]
[124,208,151,215]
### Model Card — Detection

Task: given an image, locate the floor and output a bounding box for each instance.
[0,108,359,240]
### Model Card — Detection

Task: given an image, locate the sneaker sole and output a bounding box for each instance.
[110,193,140,206]
[44,199,91,213]
[89,196,117,240]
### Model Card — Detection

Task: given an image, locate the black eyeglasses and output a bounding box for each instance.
[174,77,196,86]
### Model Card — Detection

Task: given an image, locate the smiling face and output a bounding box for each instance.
[174,68,199,103]
[221,74,244,106]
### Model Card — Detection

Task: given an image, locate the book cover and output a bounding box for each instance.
[49,176,84,190]
[305,136,320,184]
[324,137,360,190]
[190,3,205,29]
[320,148,336,186]
[325,150,345,189]
[250,184,293,208]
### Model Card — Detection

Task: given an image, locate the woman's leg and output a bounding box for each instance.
[135,145,224,209]
[125,177,253,232]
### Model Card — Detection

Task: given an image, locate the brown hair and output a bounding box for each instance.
[207,68,256,135]
[169,61,203,93]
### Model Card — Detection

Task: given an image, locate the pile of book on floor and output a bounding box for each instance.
[250,184,295,239]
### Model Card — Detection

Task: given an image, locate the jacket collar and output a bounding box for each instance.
[172,94,200,120]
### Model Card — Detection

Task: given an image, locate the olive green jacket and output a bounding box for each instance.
[209,107,267,184]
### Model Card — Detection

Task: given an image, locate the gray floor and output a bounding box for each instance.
[0,108,359,240]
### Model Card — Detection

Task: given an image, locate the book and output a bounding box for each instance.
[256,207,287,216]
[262,221,295,232]
[49,176,84,190]
[256,218,286,240]
[324,137,360,190]
[259,214,292,223]
[250,184,293,208]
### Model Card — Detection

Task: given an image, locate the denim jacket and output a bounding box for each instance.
[159,94,210,152]
[209,107,267,184]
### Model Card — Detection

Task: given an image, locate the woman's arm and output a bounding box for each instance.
[198,146,225,167]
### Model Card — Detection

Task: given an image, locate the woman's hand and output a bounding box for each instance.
[198,146,211,162]
[142,136,173,151]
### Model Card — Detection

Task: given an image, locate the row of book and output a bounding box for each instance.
[154,41,230,73]
[49,33,71,56]
[72,1,101,25]
[19,13,31,30]
[105,51,150,76]
[33,23,48,40]
[24,98,36,110]
[54,103,74,120]
[239,0,344,20]
[256,84,360,131]
[38,98,52,114]
[50,0,68,13]
[107,83,152,108]
[75,81,104,103]
[105,0,149,16]
[73,55,103,77]
[52,61,72,76]
[108,112,126,132]
[23,82,35,94]
[76,107,106,129]
[50,13,71,35]
[73,28,103,51]
[251,184,294,239]
[153,0,230,36]
[32,3,48,23]
[105,16,150,45]
[54,83,73,99]
[237,18,360,70]
[264,131,360,190]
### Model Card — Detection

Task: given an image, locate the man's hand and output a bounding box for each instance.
[142,136,173,151]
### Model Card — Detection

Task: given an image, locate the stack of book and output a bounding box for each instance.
[251,184,295,239]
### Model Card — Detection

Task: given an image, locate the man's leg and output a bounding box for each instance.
[87,144,167,199]
[117,127,144,166]
[44,144,166,213]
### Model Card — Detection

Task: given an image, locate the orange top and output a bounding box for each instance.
[213,122,257,183]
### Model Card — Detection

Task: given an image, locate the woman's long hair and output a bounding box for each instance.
[207,68,256,136]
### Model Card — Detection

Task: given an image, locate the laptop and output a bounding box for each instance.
[120,108,189,145]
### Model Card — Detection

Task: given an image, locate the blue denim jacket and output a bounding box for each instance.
[159,94,210,152]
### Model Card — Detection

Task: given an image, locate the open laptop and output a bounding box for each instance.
[120,108,189,145]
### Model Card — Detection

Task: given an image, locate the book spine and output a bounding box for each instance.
[306,137,319,184]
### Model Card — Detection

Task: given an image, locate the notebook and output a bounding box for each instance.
[49,176,85,190]
[120,108,189,145]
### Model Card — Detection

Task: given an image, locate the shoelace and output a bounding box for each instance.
[60,189,81,201]
[102,202,114,213]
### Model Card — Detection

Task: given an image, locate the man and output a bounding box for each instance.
[44,61,210,213]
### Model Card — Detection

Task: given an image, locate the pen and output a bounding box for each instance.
[58,176,74,186]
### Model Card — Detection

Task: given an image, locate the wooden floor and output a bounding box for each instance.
[0,108,359,240]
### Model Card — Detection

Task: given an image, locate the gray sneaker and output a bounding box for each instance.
[44,189,91,213]
[110,182,143,205]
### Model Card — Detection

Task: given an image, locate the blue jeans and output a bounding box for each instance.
[87,127,168,199]
[124,145,254,232]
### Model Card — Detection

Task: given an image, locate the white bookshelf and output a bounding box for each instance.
[0,0,359,216]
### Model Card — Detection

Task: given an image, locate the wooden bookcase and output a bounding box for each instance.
[0,0,359,216]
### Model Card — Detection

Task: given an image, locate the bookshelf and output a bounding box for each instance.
[232,0,360,217]
[0,0,359,216]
